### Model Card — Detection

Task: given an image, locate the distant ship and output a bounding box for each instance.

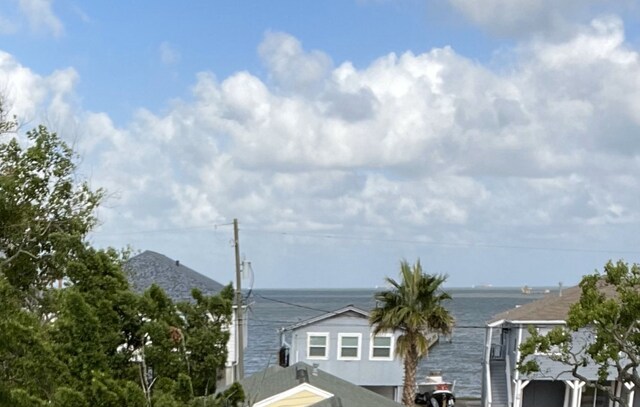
[521,285,551,295]
[471,284,493,289]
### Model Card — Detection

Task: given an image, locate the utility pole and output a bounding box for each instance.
[233,218,244,381]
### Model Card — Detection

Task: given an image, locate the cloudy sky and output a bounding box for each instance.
[2,0,640,289]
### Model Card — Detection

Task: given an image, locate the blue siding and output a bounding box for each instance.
[287,313,404,387]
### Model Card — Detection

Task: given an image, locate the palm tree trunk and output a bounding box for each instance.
[403,345,419,407]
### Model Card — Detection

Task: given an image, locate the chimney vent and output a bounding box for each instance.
[296,366,309,383]
[176,260,180,267]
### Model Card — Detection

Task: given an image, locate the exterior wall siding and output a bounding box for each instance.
[289,313,403,386]
[518,327,616,381]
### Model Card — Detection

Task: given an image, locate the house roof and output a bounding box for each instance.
[237,362,402,407]
[489,282,617,324]
[123,250,225,302]
[281,305,370,331]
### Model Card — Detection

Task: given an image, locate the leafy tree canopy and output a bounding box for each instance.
[0,109,242,406]
[0,125,102,294]
[519,260,640,406]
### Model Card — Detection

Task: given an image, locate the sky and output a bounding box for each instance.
[2,0,640,289]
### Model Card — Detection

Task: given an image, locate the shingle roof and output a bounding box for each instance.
[123,250,225,302]
[489,282,617,323]
[237,362,401,407]
[281,305,370,331]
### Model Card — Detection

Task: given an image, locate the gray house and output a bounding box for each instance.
[279,305,404,402]
[482,285,639,407]
[235,361,402,407]
[124,250,247,387]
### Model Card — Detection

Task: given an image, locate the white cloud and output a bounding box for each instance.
[3,20,640,285]
[18,0,63,37]
[447,0,632,38]
[258,32,332,94]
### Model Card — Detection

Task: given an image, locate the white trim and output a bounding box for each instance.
[488,319,505,327]
[511,320,567,325]
[337,333,362,361]
[282,305,370,331]
[307,332,329,360]
[254,382,334,407]
[531,326,563,356]
[514,326,523,381]
[369,333,394,361]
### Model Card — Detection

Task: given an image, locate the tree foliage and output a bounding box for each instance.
[519,260,640,406]
[0,125,103,294]
[0,111,242,406]
[370,259,454,407]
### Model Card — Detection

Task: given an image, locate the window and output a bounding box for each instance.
[533,326,564,355]
[338,333,361,360]
[307,333,329,359]
[370,334,394,360]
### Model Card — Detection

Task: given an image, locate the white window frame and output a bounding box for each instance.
[533,326,562,356]
[370,333,394,361]
[307,332,329,360]
[337,333,362,361]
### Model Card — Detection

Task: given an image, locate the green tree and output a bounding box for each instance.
[0,98,17,134]
[138,285,234,402]
[370,260,454,407]
[0,125,103,296]
[0,275,66,402]
[519,260,640,406]
[178,286,233,397]
[0,110,241,406]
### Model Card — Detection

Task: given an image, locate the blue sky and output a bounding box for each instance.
[2,1,506,123]
[2,0,640,288]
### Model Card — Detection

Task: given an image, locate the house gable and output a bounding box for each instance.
[236,362,402,407]
[254,383,333,407]
[282,305,369,332]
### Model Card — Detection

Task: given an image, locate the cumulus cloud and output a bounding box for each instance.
[3,20,640,285]
[258,32,332,94]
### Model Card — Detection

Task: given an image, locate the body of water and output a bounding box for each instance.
[244,287,547,398]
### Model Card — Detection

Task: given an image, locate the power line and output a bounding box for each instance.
[84,219,640,255]
[250,294,499,330]
[92,221,234,237]
[241,227,640,255]
[252,293,333,314]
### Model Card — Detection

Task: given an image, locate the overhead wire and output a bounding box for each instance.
[93,221,234,237]
[249,293,500,330]
[241,227,640,255]
[87,220,640,255]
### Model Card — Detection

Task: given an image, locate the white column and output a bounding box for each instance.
[566,380,585,407]
[513,380,530,407]
[625,382,635,407]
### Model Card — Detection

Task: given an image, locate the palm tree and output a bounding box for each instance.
[370,259,454,407]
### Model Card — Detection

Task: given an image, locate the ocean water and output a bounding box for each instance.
[244,288,546,398]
